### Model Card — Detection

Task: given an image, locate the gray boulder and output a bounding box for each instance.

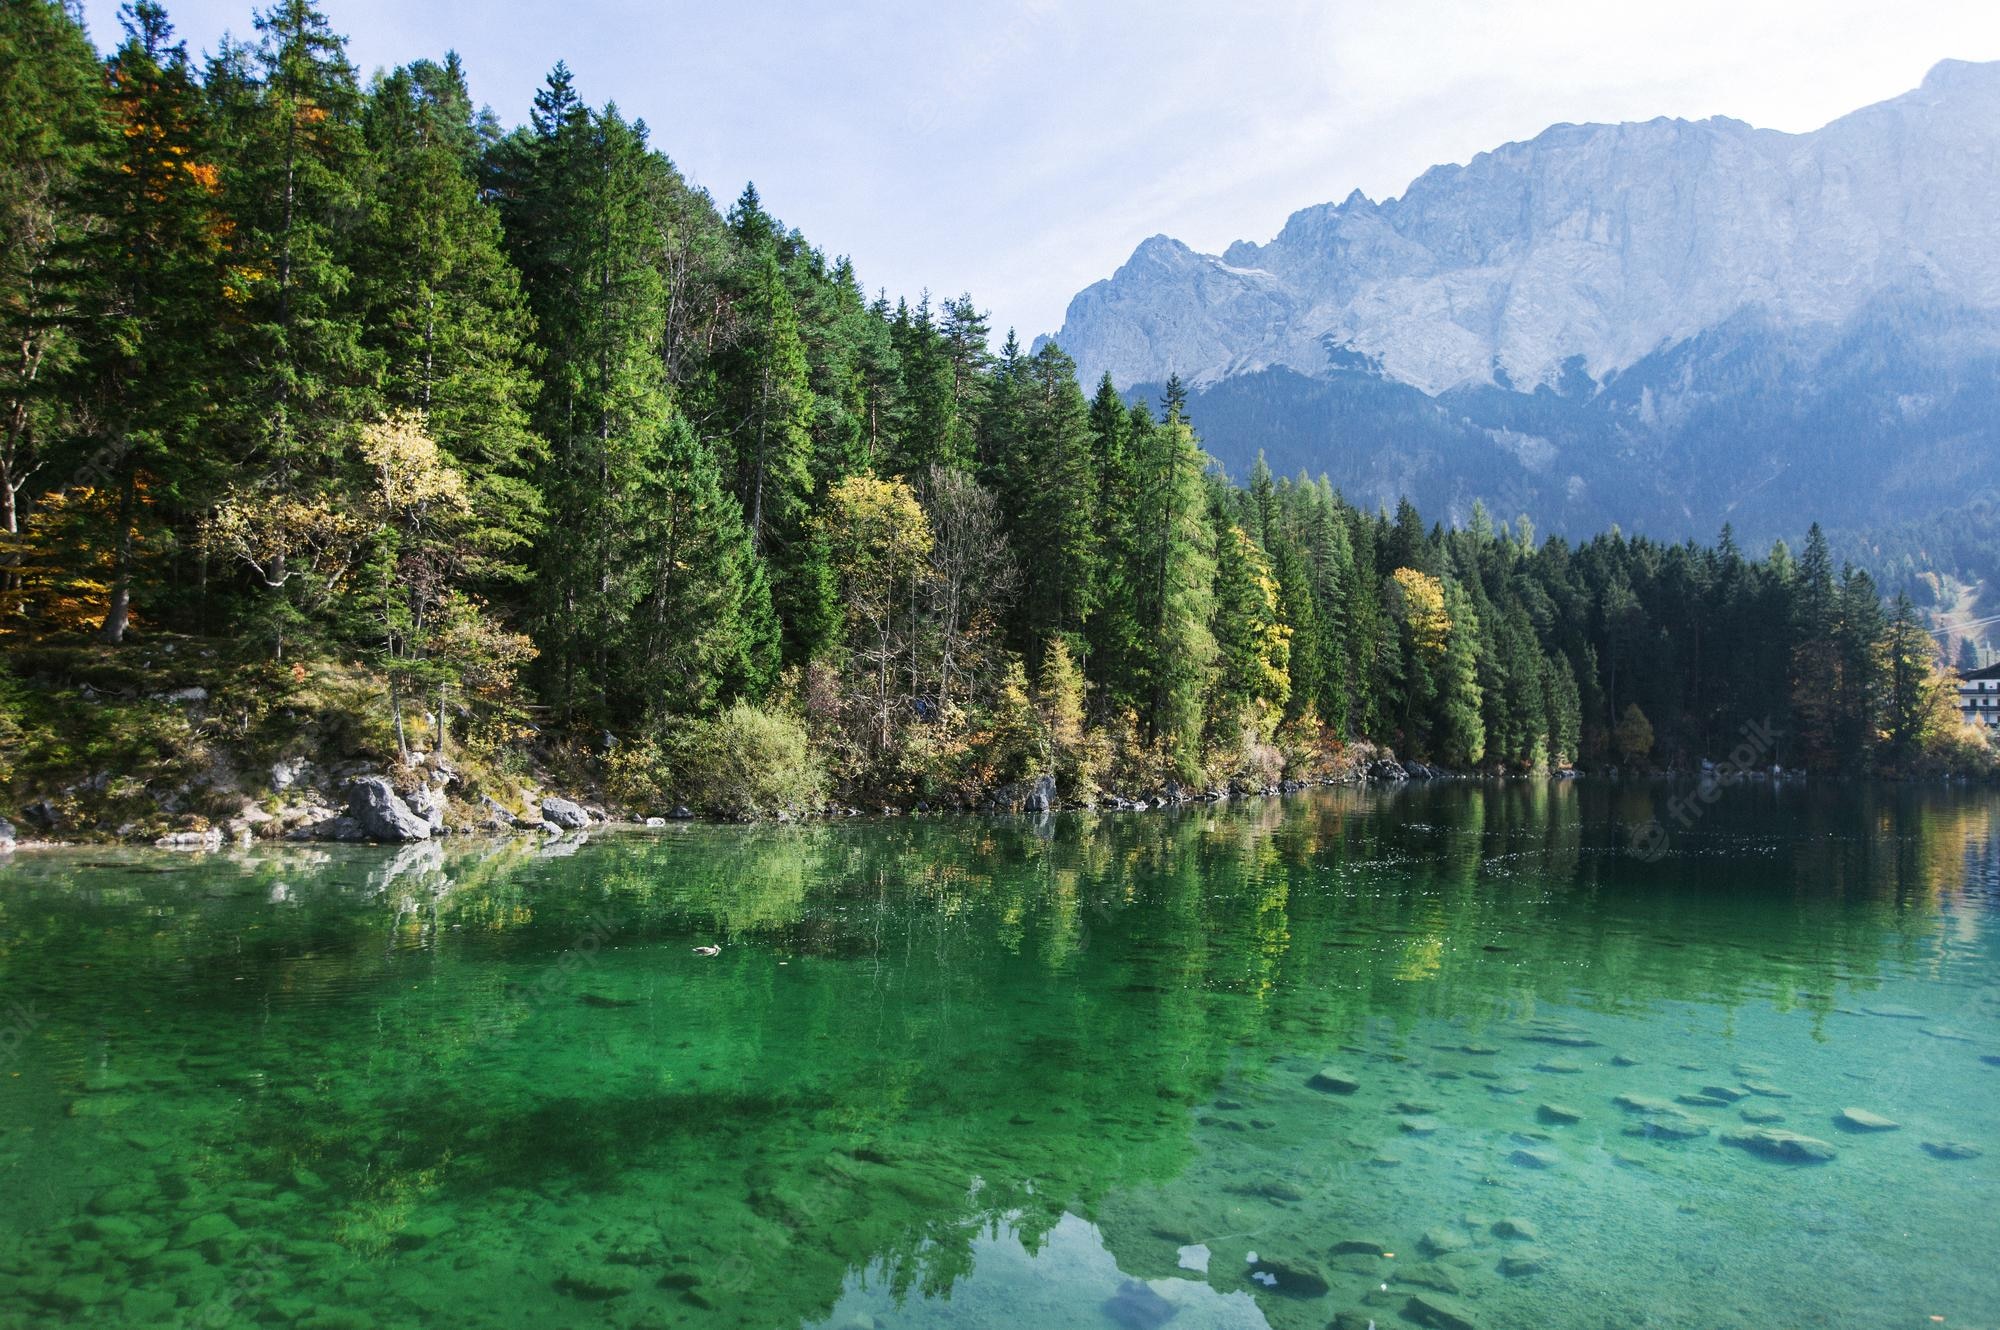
[270,756,313,792]
[540,796,591,830]
[408,785,447,833]
[1021,774,1056,814]
[0,816,15,849]
[344,777,431,843]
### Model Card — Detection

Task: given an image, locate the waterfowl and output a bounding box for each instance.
[692,945,721,957]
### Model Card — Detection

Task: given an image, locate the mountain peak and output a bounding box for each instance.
[1051,61,2000,395]
[1920,57,2000,92]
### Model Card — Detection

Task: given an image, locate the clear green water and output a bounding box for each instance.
[1,782,1996,1330]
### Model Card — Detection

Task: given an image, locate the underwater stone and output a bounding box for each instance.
[1622,1112,1709,1141]
[1405,1290,1481,1330]
[1739,1107,1787,1124]
[1247,1254,1330,1297]
[1613,1093,1678,1114]
[1741,1081,1791,1098]
[555,1265,636,1300]
[1611,1053,1642,1066]
[1535,1060,1584,1074]
[1329,1238,1391,1256]
[1722,1128,1838,1163]
[1537,1103,1583,1125]
[1508,1147,1558,1169]
[1420,1227,1470,1256]
[1308,1068,1361,1094]
[1921,1140,1982,1160]
[178,1212,242,1253]
[1699,1085,1750,1102]
[1836,1107,1900,1131]
[1499,1248,1552,1277]
[1395,1263,1462,1294]
[1400,1116,1443,1135]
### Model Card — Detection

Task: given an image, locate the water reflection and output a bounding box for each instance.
[0,781,1994,1329]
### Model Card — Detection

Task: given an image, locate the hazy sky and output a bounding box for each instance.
[75,0,2000,342]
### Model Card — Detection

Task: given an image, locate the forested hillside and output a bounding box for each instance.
[0,1,1988,838]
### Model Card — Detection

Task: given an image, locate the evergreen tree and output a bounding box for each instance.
[66,2,227,642]
[361,54,543,591]
[0,0,103,543]
[1208,521,1289,740]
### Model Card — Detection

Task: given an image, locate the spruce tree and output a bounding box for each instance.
[361,55,543,592]
[0,0,103,542]
[67,2,226,642]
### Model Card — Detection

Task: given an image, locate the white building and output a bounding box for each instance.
[1958,663,2000,729]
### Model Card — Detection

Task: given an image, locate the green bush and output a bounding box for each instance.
[610,703,826,817]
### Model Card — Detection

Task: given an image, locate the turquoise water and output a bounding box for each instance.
[0,781,1995,1329]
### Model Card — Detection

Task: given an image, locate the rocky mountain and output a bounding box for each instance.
[1045,60,2000,543]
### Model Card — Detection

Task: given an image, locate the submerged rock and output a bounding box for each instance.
[1535,1059,1584,1074]
[1419,1227,1469,1256]
[1921,1140,1982,1160]
[1611,1053,1642,1067]
[1394,1263,1462,1295]
[1246,1253,1330,1297]
[1741,1080,1792,1098]
[1739,1107,1787,1125]
[1498,1248,1552,1277]
[1307,1068,1360,1095]
[1491,1217,1538,1241]
[1722,1128,1837,1163]
[555,1265,635,1300]
[1329,1238,1391,1256]
[1536,1103,1583,1125]
[1508,1146,1558,1169]
[1400,1115,1443,1135]
[1836,1107,1900,1131]
[1621,1110,1709,1141]
[1613,1093,1678,1114]
[1405,1290,1481,1330]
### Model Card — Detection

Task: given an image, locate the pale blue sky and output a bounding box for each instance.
[76,0,2000,343]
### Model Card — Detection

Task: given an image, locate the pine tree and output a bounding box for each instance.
[66,2,227,642]
[1208,521,1289,739]
[360,55,543,592]
[0,0,103,544]
[1130,403,1215,774]
[1436,580,1486,765]
[497,74,674,718]
[1008,343,1098,662]
[205,0,377,654]
[627,416,774,716]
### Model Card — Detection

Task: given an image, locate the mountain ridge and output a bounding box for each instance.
[1045,60,2000,543]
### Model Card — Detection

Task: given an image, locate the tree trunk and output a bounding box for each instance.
[98,464,137,644]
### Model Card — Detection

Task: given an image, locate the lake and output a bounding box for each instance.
[0,781,1995,1329]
